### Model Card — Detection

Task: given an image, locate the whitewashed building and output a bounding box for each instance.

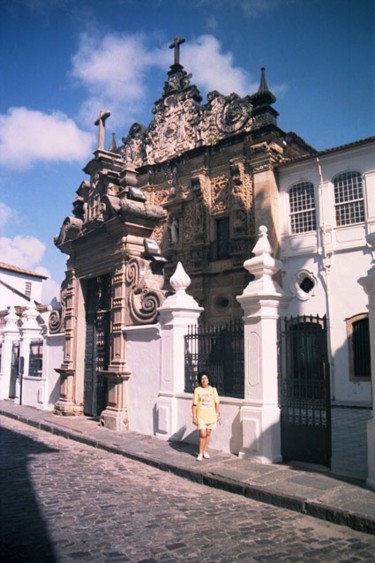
[278,136,375,406]
[0,263,63,410]
[0,262,46,309]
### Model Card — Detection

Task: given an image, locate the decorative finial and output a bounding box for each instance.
[109,132,117,152]
[169,36,185,66]
[251,68,276,107]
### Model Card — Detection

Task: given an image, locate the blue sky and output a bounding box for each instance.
[0,0,374,303]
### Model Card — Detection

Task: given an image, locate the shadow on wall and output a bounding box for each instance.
[0,425,59,561]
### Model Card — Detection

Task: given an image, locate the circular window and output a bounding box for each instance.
[290,270,317,301]
[299,276,315,294]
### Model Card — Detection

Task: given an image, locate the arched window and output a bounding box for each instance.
[333,171,364,226]
[289,182,316,234]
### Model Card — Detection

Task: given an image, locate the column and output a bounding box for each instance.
[16,305,43,406]
[156,262,203,439]
[100,264,131,432]
[54,266,83,416]
[236,226,291,462]
[0,306,20,400]
[358,232,375,489]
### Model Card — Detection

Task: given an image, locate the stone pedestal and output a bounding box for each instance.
[0,306,20,400]
[237,226,291,463]
[156,262,203,439]
[358,232,375,489]
[99,369,131,432]
[16,305,43,406]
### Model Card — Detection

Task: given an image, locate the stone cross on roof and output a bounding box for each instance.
[95,110,111,150]
[169,36,185,65]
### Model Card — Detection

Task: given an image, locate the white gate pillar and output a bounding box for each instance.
[359,232,375,489]
[156,262,203,439]
[16,304,43,405]
[237,226,291,463]
[0,306,20,400]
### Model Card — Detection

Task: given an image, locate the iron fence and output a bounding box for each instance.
[184,319,244,398]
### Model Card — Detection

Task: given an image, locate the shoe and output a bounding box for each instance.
[203,452,210,459]
[196,453,203,461]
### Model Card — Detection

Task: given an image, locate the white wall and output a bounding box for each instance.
[278,140,375,405]
[0,270,43,308]
[125,323,244,454]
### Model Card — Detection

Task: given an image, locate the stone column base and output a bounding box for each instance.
[54,399,84,416]
[238,404,282,463]
[100,407,129,432]
[99,370,130,432]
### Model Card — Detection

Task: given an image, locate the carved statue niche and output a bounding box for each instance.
[167,216,179,245]
[230,161,242,193]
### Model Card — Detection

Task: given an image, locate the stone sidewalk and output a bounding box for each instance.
[1,399,375,535]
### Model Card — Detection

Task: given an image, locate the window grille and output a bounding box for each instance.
[347,314,370,379]
[184,320,244,399]
[29,340,43,377]
[289,182,316,234]
[334,171,365,226]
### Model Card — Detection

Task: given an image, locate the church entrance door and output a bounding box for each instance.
[83,275,111,417]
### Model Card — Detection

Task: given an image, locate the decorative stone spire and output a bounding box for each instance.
[241,226,283,294]
[109,132,117,153]
[169,261,191,293]
[159,261,202,309]
[4,305,19,330]
[251,67,276,107]
[250,68,279,129]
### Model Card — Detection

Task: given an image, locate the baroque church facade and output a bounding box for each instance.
[52,37,373,461]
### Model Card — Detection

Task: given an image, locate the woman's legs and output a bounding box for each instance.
[198,428,212,455]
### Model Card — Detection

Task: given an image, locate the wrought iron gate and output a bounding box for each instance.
[84,275,111,417]
[279,315,331,467]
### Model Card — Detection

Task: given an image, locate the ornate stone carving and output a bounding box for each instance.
[125,258,165,324]
[211,175,231,215]
[118,64,253,168]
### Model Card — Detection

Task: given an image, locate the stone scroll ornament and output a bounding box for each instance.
[125,258,165,324]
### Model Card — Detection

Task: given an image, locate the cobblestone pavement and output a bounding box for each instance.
[1,416,375,563]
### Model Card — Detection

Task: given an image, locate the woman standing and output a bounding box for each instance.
[192,372,220,461]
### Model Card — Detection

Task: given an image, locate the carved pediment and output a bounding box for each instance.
[119,61,254,167]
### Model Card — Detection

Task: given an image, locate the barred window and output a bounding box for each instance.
[334,171,365,226]
[347,314,370,380]
[289,182,316,234]
[29,340,43,377]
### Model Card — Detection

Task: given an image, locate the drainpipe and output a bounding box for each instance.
[316,156,335,401]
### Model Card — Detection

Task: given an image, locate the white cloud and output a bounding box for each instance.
[71,32,165,129]
[0,107,94,170]
[35,266,61,304]
[70,31,258,132]
[0,202,15,228]
[0,235,46,270]
[184,35,256,96]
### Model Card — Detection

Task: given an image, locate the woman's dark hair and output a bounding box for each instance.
[197,371,210,384]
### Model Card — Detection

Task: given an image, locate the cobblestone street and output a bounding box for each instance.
[1,416,375,563]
